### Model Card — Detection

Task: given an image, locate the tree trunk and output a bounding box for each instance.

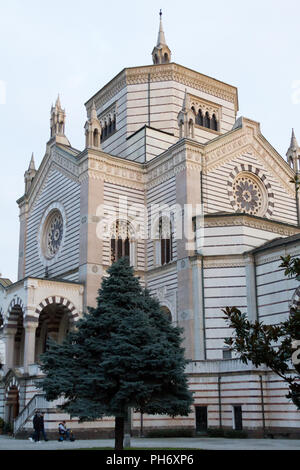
[115,416,125,450]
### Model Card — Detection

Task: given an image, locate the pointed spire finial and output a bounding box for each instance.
[291,128,298,149]
[182,88,188,112]
[152,10,171,64]
[287,128,300,172]
[55,94,61,108]
[157,9,166,46]
[90,100,98,119]
[28,152,36,171]
[25,152,37,193]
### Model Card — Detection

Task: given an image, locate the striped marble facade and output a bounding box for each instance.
[0,55,300,438]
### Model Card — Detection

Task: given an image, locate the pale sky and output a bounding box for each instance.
[1,0,300,282]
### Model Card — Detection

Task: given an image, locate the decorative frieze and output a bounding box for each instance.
[204,213,300,237]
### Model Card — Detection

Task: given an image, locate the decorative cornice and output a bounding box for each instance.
[203,256,245,268]
[79,150,146,190]
[85,63,238,115]
[204,213,300,237]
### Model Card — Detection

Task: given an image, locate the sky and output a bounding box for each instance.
[1,0,300,282]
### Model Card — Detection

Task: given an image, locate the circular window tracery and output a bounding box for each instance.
[45,211,63,258]
[231,172,268,216]
[38,203,66,266]
[227,164,274,218]
[233,175,263,215]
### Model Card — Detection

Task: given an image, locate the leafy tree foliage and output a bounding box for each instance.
[223,255,300,410]
[38,257,193,449]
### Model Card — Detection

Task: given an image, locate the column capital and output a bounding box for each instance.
[23,320,39,331]
[3,326,18,336]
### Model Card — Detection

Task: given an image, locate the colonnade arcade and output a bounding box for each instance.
[0,278,84,375]
[2,296,79,373]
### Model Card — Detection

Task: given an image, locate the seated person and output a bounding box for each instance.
[58,421,70,440]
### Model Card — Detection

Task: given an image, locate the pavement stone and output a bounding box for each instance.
[0,435,299,451]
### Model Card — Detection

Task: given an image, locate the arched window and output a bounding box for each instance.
[195,109,203,126]
[211,114,218,131]
[112,115,116,132]
[161,306,172,322]
[111,220,131,264]
[163,52,169,63]
[93,128,99,147]
[179,119,184,139]
[101,123,106,142]
[159,216,173,265]
[154,54,159,64]
[204,112,210,129]
[100,116,116,143]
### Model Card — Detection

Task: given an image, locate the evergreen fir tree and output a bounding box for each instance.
[38,257,193,449]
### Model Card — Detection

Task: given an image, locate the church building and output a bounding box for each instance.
[1,13,300,438]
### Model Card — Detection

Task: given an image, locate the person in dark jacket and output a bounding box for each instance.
[39,413,48,441]
[32,411,40,442]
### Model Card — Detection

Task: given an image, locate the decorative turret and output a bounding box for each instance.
[177,89,195,139]
[84,100,102,149]
[286,128,300,172]
[24,153,37,193]
[50,95,71,146]
[152,10,171,65]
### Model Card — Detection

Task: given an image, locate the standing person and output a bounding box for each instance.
[31,411,40,442]
[39,413,48,441]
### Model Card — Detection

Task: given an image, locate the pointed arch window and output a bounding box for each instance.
[163,52,169,63]
[93,128,99,147]
[204,112,211,129]
[211,113,218,131]
[195,109,203,126]
[101,115,117,143]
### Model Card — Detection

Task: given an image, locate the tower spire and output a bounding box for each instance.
[152,10,171,65]
[177,89,195,139]
[156,9,167,46]
[28,152,36,171]
[84,100,102,149]
[50,94,71,146]
[286,128,300,172]
[24,152,37,193]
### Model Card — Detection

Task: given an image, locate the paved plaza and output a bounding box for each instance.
[0,435,299,451]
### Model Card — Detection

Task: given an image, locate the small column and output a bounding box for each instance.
[244,253,258,322]
[23,321,38,373]
[3,327,17,370]
[191,256,206,360]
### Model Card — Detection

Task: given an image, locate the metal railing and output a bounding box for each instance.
[14,394,65,435]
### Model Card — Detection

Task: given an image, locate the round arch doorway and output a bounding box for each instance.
[5,385,20,428]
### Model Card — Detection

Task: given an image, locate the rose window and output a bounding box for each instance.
[232,175,264,215]
[44,211,63,258]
